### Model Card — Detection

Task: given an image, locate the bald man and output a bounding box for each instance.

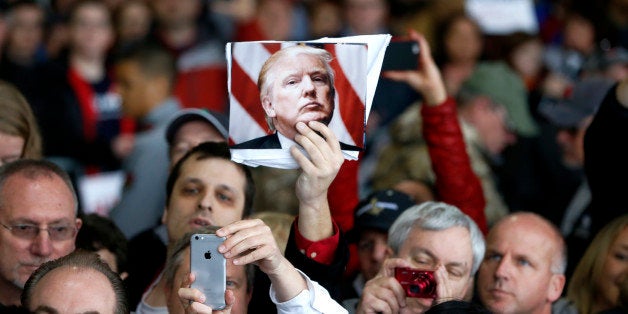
[477,213,567,314]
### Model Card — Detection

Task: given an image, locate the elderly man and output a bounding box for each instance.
[477,212,566,314]
[232,45,360,151]
[0,159,82,308]
[21,250,127,314]
[357,201,485,313]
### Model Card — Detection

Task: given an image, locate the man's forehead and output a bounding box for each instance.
[273,53,328,75]
[227,263,246,277]
[1,174,75,212]
[403,227,473,263]
[490,215,557,243]
[179,157,245,185]
[488,222,558,259]
[173,120,223,144]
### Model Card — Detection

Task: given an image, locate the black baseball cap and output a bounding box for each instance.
[348,189,415,242]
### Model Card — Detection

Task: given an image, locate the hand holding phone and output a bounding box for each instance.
[190,233,227,310]
[382,31,447,106]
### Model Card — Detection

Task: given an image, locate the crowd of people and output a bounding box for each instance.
[0,0,626,313]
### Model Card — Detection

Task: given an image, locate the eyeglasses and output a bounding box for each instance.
[0,223,77,241]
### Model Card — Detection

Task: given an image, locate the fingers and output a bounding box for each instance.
[213,290,235,314]
[408,29,434,67]
[179,276,235,314]
[379,257,413,277]
[179,273,211,314]
[358,277,406,313]
[224,289,236,307]
[292,121,343,174]
[434,264,456,304]
[382,70,414,83]
[216,218,263,238]
[376,258,411,306]
[179,273,206,304]
[217,219,281,267]
[188,301,215,314]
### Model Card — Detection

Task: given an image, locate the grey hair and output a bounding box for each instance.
[388,201,485,275]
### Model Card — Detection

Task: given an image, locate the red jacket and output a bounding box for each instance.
[422,98,488,233]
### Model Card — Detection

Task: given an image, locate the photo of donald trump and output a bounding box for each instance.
[230,44,363,151]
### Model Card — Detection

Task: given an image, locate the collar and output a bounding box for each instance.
[277,131,297,149]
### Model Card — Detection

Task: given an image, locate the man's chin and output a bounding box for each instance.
[298,113,332,126]
[12,274,29,289]
[405,296,433,312]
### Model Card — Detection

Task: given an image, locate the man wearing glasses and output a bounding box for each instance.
[0,159,82,308]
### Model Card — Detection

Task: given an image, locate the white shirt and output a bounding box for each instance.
[135,269,346,314]
[271,269,348,314]
[134,271,167,314]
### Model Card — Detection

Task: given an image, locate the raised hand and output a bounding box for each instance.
[216,219,285,275]
[217,219,309,302]
[383,30,447,107]
[291,120,343,241]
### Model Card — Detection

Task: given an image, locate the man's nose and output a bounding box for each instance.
[494,256,512,280]
[197,192,213,212]
[30,230,53,257]
[371,241,390,262]
[301,76,316,97]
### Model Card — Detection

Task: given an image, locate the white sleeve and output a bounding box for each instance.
[269,269,348,314]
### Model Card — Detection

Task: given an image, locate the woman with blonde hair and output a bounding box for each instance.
[0,80,42,165]
[566,214,628,314]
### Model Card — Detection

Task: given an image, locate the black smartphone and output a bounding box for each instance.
[382,41,420,71]
[190,233,227,310]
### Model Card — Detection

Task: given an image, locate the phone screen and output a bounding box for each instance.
[382,41,420,71]
[190,234,227,310]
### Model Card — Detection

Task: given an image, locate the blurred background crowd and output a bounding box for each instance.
[0,0,626,311]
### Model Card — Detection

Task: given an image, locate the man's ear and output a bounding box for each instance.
[161,207,168,225]
[547,273,566,302]
[261,96,276,118]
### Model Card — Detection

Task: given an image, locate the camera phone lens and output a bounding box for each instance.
[410,285,420,294]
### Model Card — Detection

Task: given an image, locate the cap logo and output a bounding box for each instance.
[356,198,400,217]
